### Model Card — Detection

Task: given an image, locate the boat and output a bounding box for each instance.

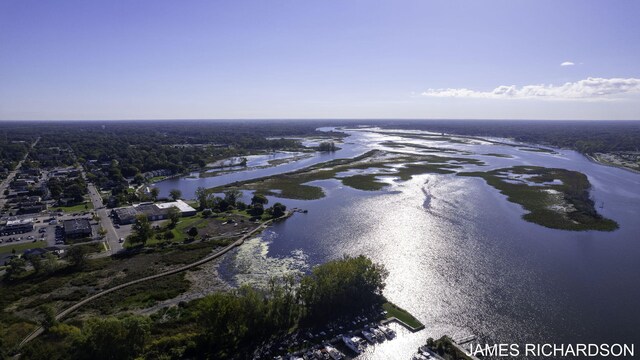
[312,349,328,360]
[361,330,376,344]
[341,335,365,354]
[324,345,344,360]
[378,324,396,339]
[369,327,385,342]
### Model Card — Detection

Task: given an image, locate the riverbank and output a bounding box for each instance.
[585,153,640,174]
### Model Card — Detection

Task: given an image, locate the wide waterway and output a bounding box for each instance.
[156,127,640,359]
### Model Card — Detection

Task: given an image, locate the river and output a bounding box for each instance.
[157,127,640,359]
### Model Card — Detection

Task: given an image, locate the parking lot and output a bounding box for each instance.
[0,211,98,249]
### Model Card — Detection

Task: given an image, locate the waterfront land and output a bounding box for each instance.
[0,120,638,359]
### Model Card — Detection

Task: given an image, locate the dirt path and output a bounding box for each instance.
[19,213,289,348]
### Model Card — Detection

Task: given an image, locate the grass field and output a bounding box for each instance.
[54,201,93,213]
[0,240,46,255]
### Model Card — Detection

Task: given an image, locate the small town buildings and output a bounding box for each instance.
[111,200,196,224]
[63,218,93,239]
[0,218,34,235]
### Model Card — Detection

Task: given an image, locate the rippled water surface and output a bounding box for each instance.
[168,128,640,359]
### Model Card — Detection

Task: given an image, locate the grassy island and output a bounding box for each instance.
[210,150,485,199]
[459,166,618,231]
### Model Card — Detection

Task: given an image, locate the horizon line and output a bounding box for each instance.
[1,118,639,122]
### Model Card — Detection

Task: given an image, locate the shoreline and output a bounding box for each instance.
[584,153,640,175]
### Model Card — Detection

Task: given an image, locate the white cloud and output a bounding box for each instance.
[421,77,640,101]
[560,61,575,66]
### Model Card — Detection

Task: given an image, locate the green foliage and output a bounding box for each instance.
[201,208,213,217]
[251,193,268,206]
[72,316,150,360]
[248,203,264,217]
[212,150,483,200]
[130,214,153,245]
[66,245,90,270]
[340,174,387,191]
[318,141,337,152]
[299,255,388,321]
[459,166,619,231]
[39,304,58,331]
[223,189,242,206]
[4,257,27,281]
[169,189,182,201]
[187,227,198,238]
[27,253,59,275]
[167,206,181,228]
[426,335,472,360]
[382,302,423,329]
[270,202,287,218]
[150,187,160,201]
[195,281,300,358]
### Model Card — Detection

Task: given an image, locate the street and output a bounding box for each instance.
[87,183,122,254]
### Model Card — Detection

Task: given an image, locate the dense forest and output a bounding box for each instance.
[14,120,336,171]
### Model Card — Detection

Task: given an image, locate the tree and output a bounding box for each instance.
[26,253,44,274]
[67,246,90,269]
[251,193,268,206]
[131,214,152,245]
[149,187,160,201]
[248,203,264,217]
[98,227,107,237]
[133,173,145,185]
[73,316,150,360]
[187,227,198,238]
[169,189,182,201]
[271,202,287,218]
[195,186,210,210]
[223,189,242,206]
[318,141,337,152]
[4,257,27,280]
[167,206,181,228]
[299,255,388,321]
[40,305,58,331]
[202,209,213,218]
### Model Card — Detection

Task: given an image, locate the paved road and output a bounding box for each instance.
[86,183,121,255]
[0,137,40,210]
[18,213,289,348]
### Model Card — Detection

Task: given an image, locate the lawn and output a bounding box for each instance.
[0,240,46,255]
[383,302,424,330]
[54,201,93,213]
[148,176,167,183]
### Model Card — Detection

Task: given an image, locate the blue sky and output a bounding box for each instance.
[1,0,639,120]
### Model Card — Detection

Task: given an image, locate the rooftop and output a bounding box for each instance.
[155,200,196,213]
[63,218,92,233]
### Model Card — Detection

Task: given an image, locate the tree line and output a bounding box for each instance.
[20,255,388,360]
